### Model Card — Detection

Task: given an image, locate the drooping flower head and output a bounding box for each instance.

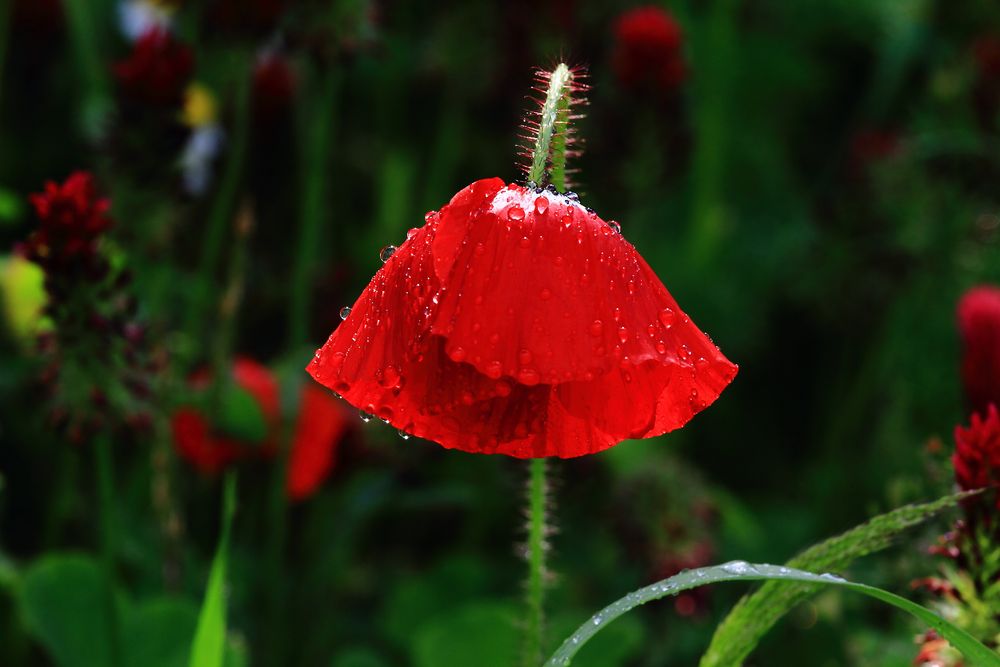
[957,285,1000,417]
[612,6,686,91]
[172,358,351,500]
[308,179,736,457]
[24,171,113,270]
[114,27,194,108]
[953,404,1000,511]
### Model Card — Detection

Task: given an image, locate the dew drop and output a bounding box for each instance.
[534,196,549,214]
[358,410,374,423]
[608,220,621,233]
[339,306,351,320]
[495,380,512,396]
[655,342,667,354]
[560,213,573,229]
[508,205,525,221]
[398,429,411,440]
[589,320,603,337]
[448,346,467,363]
[658,308,675,326]
[485,361,503,379]
[379,245,396,262]
[647,324,657,337]
[519,349,533,365]
[379,365,401,388]
[518,367,541,386]
[613,307,622,322]
[519,236,531,248]
[721,560,753,575]
[424,210,437,223]
[617,326,629,343]
[407,227,420,239]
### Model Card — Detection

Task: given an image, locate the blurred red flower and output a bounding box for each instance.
[953,404,1000,509]
[308,178,737,458]
[252,52,297,125]
[973,34,1000,132]
[612,6,686,91]
[172,358,350,499]
[114,28,194,107]
[25,171,112,267]
[957,286,1000,417]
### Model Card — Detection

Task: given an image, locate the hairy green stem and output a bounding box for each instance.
[524,458,549,666]
[94,435,122,667]
[187,60,251,347]
[528,64,575,189]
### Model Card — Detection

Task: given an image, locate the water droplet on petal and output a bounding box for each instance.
[339,306,351,320]
[658,308,675,326]
[424,210,437,223]
[519,236,531,248]
[534,196,549,214]
[608,220,621,233]
[379,245,397,262]
[407,227,420,239]
[379,365,401,389]
[485,361,503,379]
[448,346,467,362]
[508,205,525,221]
[518,367,541,386]
[495,380,512,396]
[398,429,411,440]
[518,349,533,365]
[617,326,629,343]
[359,410,374,423]
[589,320,603,337]
[560,213,573,229]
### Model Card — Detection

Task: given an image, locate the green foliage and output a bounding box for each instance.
[546,562,1000,667]
[17,554,201,667]
[700,491,973,667]
[412,601,521,667]
[188,475,236,667]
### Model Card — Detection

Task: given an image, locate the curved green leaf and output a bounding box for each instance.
[544,562,1000,667]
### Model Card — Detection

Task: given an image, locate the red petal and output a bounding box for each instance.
[286,384,350,501]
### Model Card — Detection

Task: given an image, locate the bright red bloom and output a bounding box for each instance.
[25,172,112,267]
[612,7,686,91]
[957,286,1000,416]
[953,404,1000,509]
[172,358,280,474]
[308,178,737,458]
[114,28,194,107]
[172,358,350,498]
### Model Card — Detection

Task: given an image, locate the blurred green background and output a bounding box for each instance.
[1,0,1000,665]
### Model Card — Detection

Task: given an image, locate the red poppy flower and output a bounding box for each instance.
[172,358,280,475]
[953,404,1000,509]
[287,383,351,500]
[307,178,737,458]
[957,285,1000,417]
[612,6,686,91]
[114,28,194,108]
[25,171,113,267]
[172,358,350,499]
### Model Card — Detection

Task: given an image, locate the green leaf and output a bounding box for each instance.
[545,562,1000,667]
[412,601,520,667]
[189,474,237,667]
[19,554,115,667]
[214,385,268,444]
[123,599,199,667]
[700,491,973,667]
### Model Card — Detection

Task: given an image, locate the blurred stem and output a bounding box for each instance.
[688,0,738,265]
[62,0,111,137]
[528,64,574,189]
[210,200,254,403]
[524,458,548,666]
[288,67,340,348]
[187,59,251,349]
[94,435,123,667]
[0,0,9,112]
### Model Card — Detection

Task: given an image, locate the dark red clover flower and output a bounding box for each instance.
[953,404,1000,509]
[957,285,1000,417]
[114,27,194,107]
[24,171,112,268]
[308,179,737,458]
[613,6,686,91]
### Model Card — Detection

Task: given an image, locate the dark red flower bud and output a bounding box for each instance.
[114,28,194,108]
[953,404,1000,510]
[957,286,1000,416]
[308,178,737,458]
[27,172,113,268]
[612,6,686,92]
[252,52,297,125]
